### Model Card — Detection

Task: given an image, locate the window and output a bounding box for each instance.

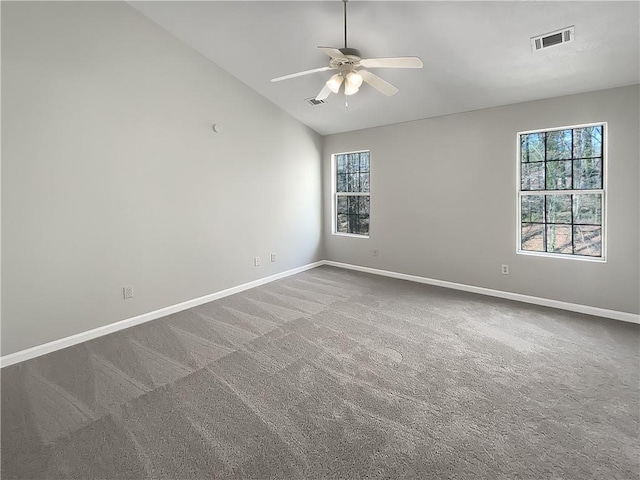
[518,123,605,260]
[333,151,370,236]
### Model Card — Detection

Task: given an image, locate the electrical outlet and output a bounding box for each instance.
[123,286,134,299]
[270,253,276,262]
[373,249,379,257]
[254,256,260,267]
[501,264,509,275]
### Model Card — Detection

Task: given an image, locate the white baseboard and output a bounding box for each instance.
[324,261,640,325]
[3,259,637,368]
[0,261,324,368]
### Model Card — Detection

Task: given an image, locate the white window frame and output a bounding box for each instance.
[332,150,370,238]
[516,122,607,262]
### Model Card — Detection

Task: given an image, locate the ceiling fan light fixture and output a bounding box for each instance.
[346,71,363,87]
[347,71,363,87]
[326,73,344,94]
[344,71,363,96]
[344,83,359,96]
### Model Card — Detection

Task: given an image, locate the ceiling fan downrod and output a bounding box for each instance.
[343,0,348,48]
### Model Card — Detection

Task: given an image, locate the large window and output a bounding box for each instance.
[333,151,370,236]
[518,123,605,260]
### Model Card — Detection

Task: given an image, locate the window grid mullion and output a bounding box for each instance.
[543,194,548,252]
[570,130,575,190]
[570,194,575,254]
[521,189,603,196]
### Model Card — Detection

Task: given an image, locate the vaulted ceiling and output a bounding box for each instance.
[130,1,640,135]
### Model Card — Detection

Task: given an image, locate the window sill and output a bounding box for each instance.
[332,232,370,239]
[517,249,606,263]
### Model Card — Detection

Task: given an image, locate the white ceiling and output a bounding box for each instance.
[130,1,640,136]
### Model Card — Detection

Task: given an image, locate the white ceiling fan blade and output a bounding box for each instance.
[360,57,423,69]
[315,84,333,101]
[271,66,333,83]
[318,47,348,61]
[359,70,399,96]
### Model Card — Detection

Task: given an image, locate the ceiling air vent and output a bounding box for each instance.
[306,97,326,106]
[531,26,574,52]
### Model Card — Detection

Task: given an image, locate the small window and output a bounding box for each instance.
[518,123,606,260]
[333,151,370,237]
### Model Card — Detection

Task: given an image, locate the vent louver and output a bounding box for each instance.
[306,97,327,106]
[531,26,575,52]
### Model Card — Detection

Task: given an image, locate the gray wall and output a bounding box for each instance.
[1,2,323,355]
[323,85,640,315]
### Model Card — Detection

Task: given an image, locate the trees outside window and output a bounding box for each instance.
[518,124,605,259]
[333,151,370,236]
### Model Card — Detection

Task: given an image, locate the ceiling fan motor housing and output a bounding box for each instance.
[330,48,363,72]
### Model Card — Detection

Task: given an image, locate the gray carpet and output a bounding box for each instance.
[1,265,639,479]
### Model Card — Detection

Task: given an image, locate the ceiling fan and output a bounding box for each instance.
[270,0,423,102]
